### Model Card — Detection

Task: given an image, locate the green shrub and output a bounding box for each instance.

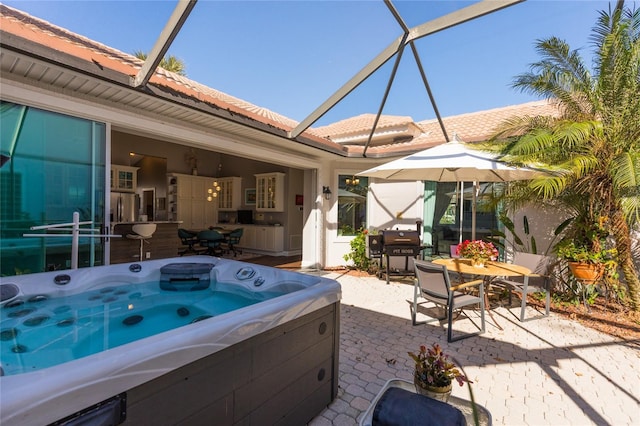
[343,228,370,271]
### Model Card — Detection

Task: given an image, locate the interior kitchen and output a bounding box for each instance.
[108,130,305,264]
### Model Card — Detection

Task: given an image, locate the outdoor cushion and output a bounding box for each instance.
[372,386,466,426]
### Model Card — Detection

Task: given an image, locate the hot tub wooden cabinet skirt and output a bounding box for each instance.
[65,303,340,426]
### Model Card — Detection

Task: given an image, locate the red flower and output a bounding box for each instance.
[457,240,498,261]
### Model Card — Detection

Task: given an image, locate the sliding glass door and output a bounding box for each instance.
[0,101,106,275]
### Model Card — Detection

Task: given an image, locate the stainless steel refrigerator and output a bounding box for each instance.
[110,192,137,223]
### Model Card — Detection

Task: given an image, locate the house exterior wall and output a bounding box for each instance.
[507,204,570,257]
[1,80,328,269]
[10,72,615,272]
[367,180,425,233]
[325,177,424,269]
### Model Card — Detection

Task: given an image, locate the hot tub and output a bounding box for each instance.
[0,256,341,425]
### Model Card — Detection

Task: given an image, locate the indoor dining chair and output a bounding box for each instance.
[493,252,551,322]
[178,228,199,256]
[412,260,486,342]
[221,228,243,256]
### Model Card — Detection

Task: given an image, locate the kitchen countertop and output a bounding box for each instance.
[215,223,282,227]
[112,221,182,225]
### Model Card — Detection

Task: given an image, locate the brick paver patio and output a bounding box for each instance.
[307,272,640,426]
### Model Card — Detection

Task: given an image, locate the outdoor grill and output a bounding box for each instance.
[382,230,422,255]
[379,229,426,283]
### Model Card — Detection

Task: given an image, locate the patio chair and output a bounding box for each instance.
[492,252,551,322]
[197,229,225,256]
[412,260,485,342]
[178,228,199,256]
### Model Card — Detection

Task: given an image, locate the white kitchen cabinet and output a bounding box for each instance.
[238,226,255,249]
[217,177,242,211]
[111,165,139,192]
[167,173,216,229]
[223,225,283,253]
[267,226,284,251]
[254,226,267,251]
[255,172,285,212]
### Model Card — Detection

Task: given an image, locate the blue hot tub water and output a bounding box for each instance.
[0,279,280,377]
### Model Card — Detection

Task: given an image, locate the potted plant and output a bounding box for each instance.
[408,343,471,402]
[556,240,617,283]
[456,240,499,267]
[555,216,618,284]
[184,148,198,175]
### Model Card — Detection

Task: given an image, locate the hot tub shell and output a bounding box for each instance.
[0,256,341,425]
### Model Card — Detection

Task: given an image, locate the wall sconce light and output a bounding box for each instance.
[322,186,332,200]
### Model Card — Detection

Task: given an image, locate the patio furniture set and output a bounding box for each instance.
[360,252,551,425]
[413,253,552,342]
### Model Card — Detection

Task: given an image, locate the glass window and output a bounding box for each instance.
[428,181,501,255]
[1,101,106,275]
[337,175,368,236]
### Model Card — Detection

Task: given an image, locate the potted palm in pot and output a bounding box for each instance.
[408,343,471,402]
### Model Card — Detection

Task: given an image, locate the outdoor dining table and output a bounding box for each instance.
[432,258,532,330]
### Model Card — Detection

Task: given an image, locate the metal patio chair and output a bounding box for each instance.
[412,260,485,342]
[492,252,551,322]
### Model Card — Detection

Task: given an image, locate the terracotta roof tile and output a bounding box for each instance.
[314,113,415,137]
[337,101,560,156]
[0,5,313,136]
[417,100,560,144]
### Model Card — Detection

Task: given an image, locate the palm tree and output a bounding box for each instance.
[492,1,640,310]
[133,51,186,76]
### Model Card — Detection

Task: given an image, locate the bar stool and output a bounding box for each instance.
[127,223,157,261]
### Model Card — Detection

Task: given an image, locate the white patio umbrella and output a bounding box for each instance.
[357,139,548,240]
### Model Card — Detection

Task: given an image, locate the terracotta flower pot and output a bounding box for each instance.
[568,261,603,284]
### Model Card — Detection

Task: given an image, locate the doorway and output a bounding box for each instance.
[141,188,155,221]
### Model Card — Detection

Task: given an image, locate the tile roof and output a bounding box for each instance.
[315,113,416,137]
[417,100,561,144]
[322,100,560,157]
[0,5,561,158]
[0,5,321,136]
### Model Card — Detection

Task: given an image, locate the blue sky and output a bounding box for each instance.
[3,0,630,126]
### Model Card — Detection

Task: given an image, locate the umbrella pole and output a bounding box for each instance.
[472,181,477,241]
[459,181,464,244]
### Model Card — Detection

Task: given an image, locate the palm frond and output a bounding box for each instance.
[610,151,640,191]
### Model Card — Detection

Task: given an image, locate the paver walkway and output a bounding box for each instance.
[307,271,640,426]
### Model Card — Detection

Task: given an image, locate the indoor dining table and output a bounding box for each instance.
[432,258,532,330]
